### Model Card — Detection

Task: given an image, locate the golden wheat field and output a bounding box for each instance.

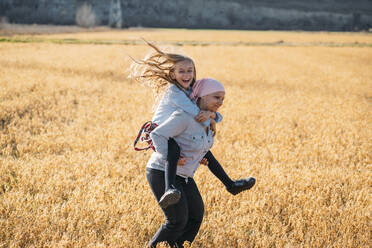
[0,25,371,247]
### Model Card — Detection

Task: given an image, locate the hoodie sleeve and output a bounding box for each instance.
[215,112,223,123]
[150,110,190,160]
[168,86,211,126]
[168,86,200,116]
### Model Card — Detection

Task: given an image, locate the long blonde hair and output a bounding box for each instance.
[128,39,197,95]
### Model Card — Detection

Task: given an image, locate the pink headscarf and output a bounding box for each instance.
[189,78,225,101]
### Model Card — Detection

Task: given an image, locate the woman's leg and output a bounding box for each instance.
[159,138,181,209]
[175,178,204,248]
[146,168,188,247]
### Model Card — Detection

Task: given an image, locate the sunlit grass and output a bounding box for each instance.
[0,28,371,247]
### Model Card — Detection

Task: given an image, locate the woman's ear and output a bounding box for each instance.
[196,97,201,106]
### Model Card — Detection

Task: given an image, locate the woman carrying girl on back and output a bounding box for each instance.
[131,40,255,210]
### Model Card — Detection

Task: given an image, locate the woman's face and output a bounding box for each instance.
[171,60,195,89]
[199,91,225,112]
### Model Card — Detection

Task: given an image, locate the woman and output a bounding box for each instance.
[146,78,256,247]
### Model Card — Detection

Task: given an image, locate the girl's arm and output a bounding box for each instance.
[196,111,223,123]
[168,86,200,116]
[214,112,223,123]
[168,86,223,124]
[150,110,189,160]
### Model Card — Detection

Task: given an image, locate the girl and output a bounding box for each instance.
[131,40,255,210]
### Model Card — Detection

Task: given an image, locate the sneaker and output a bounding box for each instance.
[159,188,181,209]
[227,177,256,195]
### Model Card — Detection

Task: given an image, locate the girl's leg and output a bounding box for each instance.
[159,138,181,209]
[204,151,256,195]
[203,151,234,188]
[175,177,204,248]
[165,138,180,191]
[146,168,188,247]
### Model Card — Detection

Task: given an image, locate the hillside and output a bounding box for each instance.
[0,0,372,31]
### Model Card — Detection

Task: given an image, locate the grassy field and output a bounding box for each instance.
[0,25,371,247]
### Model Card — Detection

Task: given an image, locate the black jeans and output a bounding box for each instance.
[146,168,204,248]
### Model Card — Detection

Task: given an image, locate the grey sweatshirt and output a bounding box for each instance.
[147,109,214,178]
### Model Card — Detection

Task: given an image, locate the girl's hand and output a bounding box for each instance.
[195,110,212,122]
[200,158,209,166]
[210,119,217,136]
[195,110,210,122]
[177,157,187,166]
[209,111,217,120]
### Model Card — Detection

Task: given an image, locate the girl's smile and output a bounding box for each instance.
[171,60,195,89]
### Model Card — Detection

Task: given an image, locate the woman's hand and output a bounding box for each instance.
[200,158,209,166]
[177,157,187,166]
[210,119,217,136]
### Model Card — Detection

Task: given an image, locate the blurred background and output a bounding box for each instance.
[1,1,372,248]
[0,0,372,31]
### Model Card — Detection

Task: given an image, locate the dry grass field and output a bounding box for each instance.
[0,25,371,247]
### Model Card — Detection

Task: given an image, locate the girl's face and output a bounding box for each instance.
[171,60,195,89]
[199,91,225,112]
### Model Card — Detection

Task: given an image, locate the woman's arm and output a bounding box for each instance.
[150,110,190,160]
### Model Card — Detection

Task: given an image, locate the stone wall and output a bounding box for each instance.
[0,0,371,31]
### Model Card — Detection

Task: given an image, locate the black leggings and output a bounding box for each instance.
[166,138,233,190]
[146,168,204,248]
[165,138,180,191]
